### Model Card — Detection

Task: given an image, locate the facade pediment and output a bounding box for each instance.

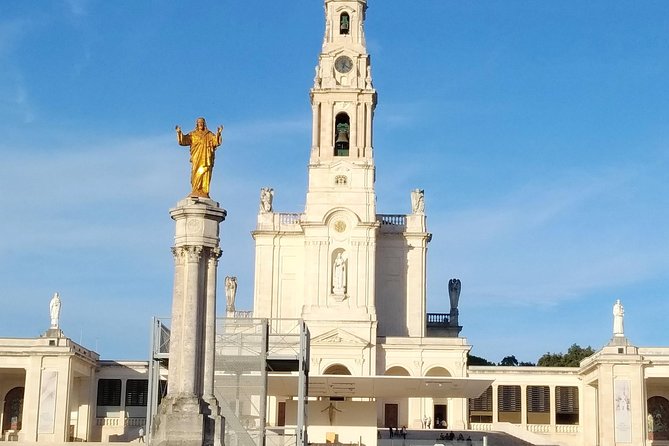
[311,328,370,347]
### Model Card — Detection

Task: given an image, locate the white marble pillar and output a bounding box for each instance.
[153,197,226,446]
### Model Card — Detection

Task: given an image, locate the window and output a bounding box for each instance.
[527,386,550,413]
[497,385,521,423]
[556,386,579,425]
[125,379,149,407]
[97,379,121,406]
[469,385,492,423]
[527,385,550,424]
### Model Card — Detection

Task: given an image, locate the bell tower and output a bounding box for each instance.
[306,0,377,222]
[252,0,381,377]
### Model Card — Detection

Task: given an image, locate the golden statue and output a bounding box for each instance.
[176,117,223,198]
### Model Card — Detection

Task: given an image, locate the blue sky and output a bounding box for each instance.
[1,1,667,363]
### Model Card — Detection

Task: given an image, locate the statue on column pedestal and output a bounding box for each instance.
[613,299,625,337]
[448,279,461,327]
[448,279,461,310]
[49,292,61,329]
[225,276,237,313]
[260,187,274,213]
[411,189,425,214]
[176,117,223,198]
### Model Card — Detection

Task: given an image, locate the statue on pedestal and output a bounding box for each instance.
[448,279,461,310]
[411,189,425,214]
[260,187,274,213]
[225,276,237,313]
[613,299,625,337]
[49,292,61,329]
[332,252,347,294]
[176,117,223,198]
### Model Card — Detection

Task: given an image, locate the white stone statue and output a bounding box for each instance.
[314,65,322,88]
[613,299,624,337]
[260,187,274,213]
[332,252,347,294]
[49,292,61,328]
[411,189,425,214]
[225,276,237,312]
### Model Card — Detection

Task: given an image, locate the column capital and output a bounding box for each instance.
[184,245,204,263]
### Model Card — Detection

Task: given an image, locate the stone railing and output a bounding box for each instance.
[96,417,119,426]
[556,424,580,433]
[469,422,493,431]
[469,422,580,435]
[95,417,146,427]
[377,214,407,233]
[527,423,551,433]
[378,214,407,226]
[426,312,450,325]
[234,310,254,318]
[278,213,302,224]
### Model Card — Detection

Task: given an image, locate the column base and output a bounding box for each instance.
[151,395,224,446]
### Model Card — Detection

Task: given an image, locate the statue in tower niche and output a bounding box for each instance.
[176,117,223,198]
[332,252,347,295]
[613,299,625,337]
[448,279,461,311]
[260,187,274,213]
[225,276,237,313]
[411,189,425,214]
[49,292,61,329]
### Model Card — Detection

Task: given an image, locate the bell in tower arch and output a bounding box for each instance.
[340,13,350,35]
[334,114,350,156]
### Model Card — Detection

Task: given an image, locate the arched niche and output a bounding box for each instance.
[425,366,452,377]
[2,387,25,432]
[323,364,352,375]
[384,366,410,376]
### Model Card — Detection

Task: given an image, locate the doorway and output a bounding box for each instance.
[434,404,447,429]
[384,403,398,428]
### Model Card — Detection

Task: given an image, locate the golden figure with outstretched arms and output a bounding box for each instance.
[176,117,223,198]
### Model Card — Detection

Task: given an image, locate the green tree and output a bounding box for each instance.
[499,355,519,366]
[537,344,595,367]
[518,361,536,366]
[467,354,495,366]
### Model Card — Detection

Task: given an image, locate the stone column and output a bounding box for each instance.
[152,197,226,446]
[203,247,221,401]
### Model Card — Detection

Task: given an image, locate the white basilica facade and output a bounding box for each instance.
[2,1,669,446]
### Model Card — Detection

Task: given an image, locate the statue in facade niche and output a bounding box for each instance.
[49,292,61,328]
[411,189,425,214]
[176,117,223,198]
[225,276,237,312]
[260,187,274,213]
[332,252,347,294]
[448,279,461,310]
[613,299,624,337]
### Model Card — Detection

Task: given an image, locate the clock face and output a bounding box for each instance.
[335,56,353,74]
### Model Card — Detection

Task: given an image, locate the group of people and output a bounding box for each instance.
[387,426,407,439]
[423,415,448,429]
[437,431,472,444]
